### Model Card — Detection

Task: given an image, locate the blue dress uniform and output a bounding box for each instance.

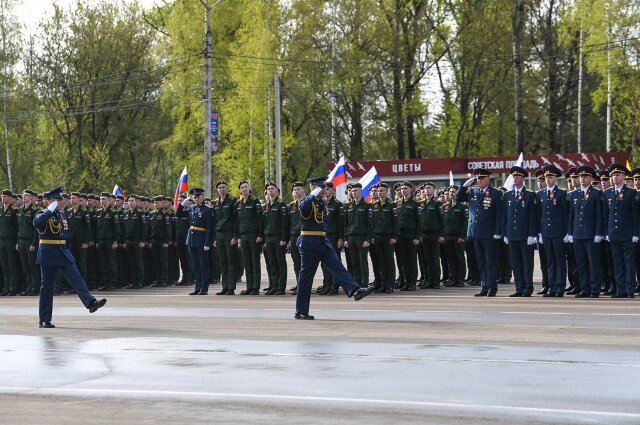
[568,166,604,297]
[33,187,106,328]
[602,163,640,298]
[294,177,373,319]
[537,165,569,297]
[456,168,504,296]
[185,188,214,295]
[503,166,538,297]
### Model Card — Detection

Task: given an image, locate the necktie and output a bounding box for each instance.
[616,190,620,197]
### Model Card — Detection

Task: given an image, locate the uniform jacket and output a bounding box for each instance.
[568,185,603,239]
[33,209,76,267]
[503,187,538,241]
[186,202,214,247]
[602,185,640,241]
[537,186,568,238]
[456,184,503,239]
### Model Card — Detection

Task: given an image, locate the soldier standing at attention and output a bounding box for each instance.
[537,165,569,297]
[263,183,289,295]
[294,177,374,320]
[33,187,106,328]
[568,166,604,298]
[67,192,91,283]
[343,183,370,288]
[439,186,467,287]
[288,182,304,291]
[183,188,214,296]
[174,194,194,287]
[95,192,120,291]
[123,195,146,289]
[603,163,639,298]
[564,168,581,294]
[534,170,550,295]
[213,180,238,295]
[419,181,442,289]
[457,168,504,297]
[148,196,171,287]
[395,182,421,291]
[369,183,398,293]
[16,189,40,296]
[236,181,264,295]
[503,166,538,297]
[0,189,18,295]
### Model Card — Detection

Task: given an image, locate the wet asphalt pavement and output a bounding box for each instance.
[1,268,640,424]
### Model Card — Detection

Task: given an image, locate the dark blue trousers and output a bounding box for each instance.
[610,240,636,296]
[189,246,210,293]
[542,237,567,295]
[39,263,95,322]
[474,238,498,294]
[296,237,360,315]
[573,239,602,295]
[508,241,534,295]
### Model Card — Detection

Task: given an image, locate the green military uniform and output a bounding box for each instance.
[167,204,180,285]
[395,195,421,291]
[16,197,40,295]
[369,196,398,292]
[175,202,193,286]
[236,194,264,293]
[419,195,443,288]
[214,193,238,292]
[263,196,289,294]
[0,191,19,295]
[148,198,171,286]
[124,201,146,288]
[95,203,120,290]
[344,197,370,287]
[320,195,344,294]
[66,201,91,283]
[115,205,128,287]
[86,197,99,289]
[441,200,468,286]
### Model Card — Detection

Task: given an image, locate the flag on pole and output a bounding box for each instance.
[626,159,633,171]
[173,166,188,210]
[503,152,524,190]
[113,185,123,197]
[359,166,381,202]
[449,170,454,186]
[328,155,348,202]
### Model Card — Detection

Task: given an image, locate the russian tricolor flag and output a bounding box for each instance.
[359,166,381,202]
[173,166,188,210]
[327,155,347,186]
[113,185,124,197]
[503,152,524,191]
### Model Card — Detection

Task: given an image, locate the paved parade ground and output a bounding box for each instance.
[1,262,640,425]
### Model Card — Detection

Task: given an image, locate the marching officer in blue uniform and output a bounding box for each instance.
[294,177,374,320]
[602,163,640,298]
[503,166,538,297]
[33,187,107,328]
[537,165,569,297]
[568,166,604,298]
[457,168,504,296]
[184,188,214,295]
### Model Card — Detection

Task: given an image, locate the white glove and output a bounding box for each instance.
[204,246,210,251]
[538,233,543,244]
[527,236,537,245]
[594,235,603,243]
[503,236,509,245]
[181,198,189,207]
[567,235,574,243]
[47,201,58,212]
[310,187,322,197]
[463,177,476,188]
[493,234,502,240]
[606,235,610,242]
[633,236,639,243]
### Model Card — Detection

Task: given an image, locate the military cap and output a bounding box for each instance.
[631,168,640,178]
[165,196,173,202]
[325,182,334,188]
[509,166,528,177]
[542,165,562,177]
[593,173,601,183]
[62,193,70,199]
[189,188,205,196]
[498,186,508,192]
[450,185,460,190]
[71,192,82,197]
[392,182,402,191]
[568,167,579,178]
[608,162,629,176]
[423,181,436,188]
[291,181,304,190]
[15,194,21,199]
[351,183,363,189]
[0,189,13,196]
[377,182,389,189]
[204,197,211,202]
[346,183,354,189]
[22,189,37,196]
[116,195,124,200]
[399,181,413,188]
[108,194,116,199]
[473,168,491,177]
[215,180,228,188]
[178,193,187,199]
[237,180,249,189]
[37,194,43,200]
[89,194,98,200]
[600,170,610,180]
[308,176,328,186]
[577,165,597,178]
[43,187,64,200]
[535,169,545,179]
[264,182,278,190]
[99,192,110,198]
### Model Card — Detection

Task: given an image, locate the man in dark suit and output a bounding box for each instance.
[184,188,214,295]
[456,168,504,296]
[33,187,106,328]
[503,166,538,297]
[537,165,569,297]
[603,163,640,298]
[568,166,604,298]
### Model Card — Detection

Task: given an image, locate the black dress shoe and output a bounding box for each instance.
[88,298,107,313]
[542,292,555,297]
[537,288,548,295]
[289,286,297,292]
[198,291,208,295]
[216,289,228,295]
[354,286,375,301]
[294,312,314,320]
[590,294,599,298]
[575,292,590,298]
[265,288,276,295]
[555,293,564,297]
[509,292,523,297]
[39,321,55,328]
[605,289,616,296]
[522,293,532,297]
[226,290,235,295]
[240,290,251,295]
[487,292,497,297]
[474,291,488,297]
[188,291,199,295]
[250,289,260,295]
[566,289,579,295]
[275,290,285,295]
